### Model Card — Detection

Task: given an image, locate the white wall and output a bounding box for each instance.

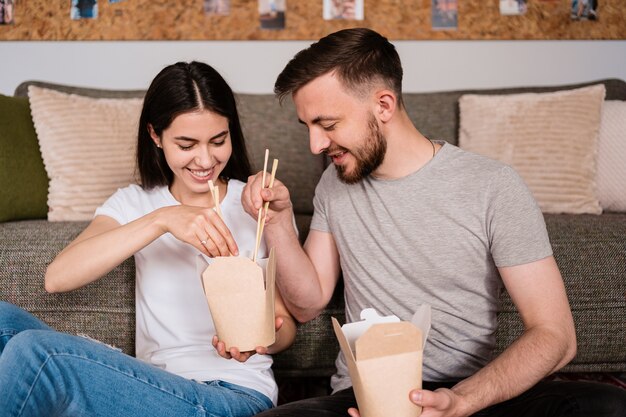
[1,40,625,96]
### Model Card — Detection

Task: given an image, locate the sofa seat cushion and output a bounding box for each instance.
[0,220,136,355]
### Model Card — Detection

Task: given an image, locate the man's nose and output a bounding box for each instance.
[309,129,331,155]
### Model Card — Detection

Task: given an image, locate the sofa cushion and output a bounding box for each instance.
[496,213,626,372]
[0,220,136,355]
[458,84,605,214]
[596,100,626,212]
[0,94,49,222]
[402,79,626,147]
[28,86,143,221]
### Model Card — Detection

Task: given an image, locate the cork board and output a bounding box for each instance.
[1,0,624,41]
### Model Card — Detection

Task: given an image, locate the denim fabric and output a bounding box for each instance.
[0,302,272,417]
[256,380,626,417]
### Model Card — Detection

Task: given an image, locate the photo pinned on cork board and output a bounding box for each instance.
[571,0,597,21]
[259,0,285,30]
[500,0,527,16]
[431,0,458,31]
[0,0,15,25]
[71,0,98,20]
[204,0,230,16]
[323,0,364,21]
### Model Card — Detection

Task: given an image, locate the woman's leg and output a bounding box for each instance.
[0,301,53,351]
[0,304,272,417]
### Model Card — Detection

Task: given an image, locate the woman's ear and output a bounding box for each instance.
[147,124,161,148]
[375,89,397,123]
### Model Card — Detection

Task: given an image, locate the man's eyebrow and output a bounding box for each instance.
[298,116,337,125]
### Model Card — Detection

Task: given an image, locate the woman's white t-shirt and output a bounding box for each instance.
[94,180,277,404]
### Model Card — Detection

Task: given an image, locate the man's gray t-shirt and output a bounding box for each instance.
[310,142,552,392]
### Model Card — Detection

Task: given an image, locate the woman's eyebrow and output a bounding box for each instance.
[174,130,229,142]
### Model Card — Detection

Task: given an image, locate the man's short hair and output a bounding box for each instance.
[274,28,403,105]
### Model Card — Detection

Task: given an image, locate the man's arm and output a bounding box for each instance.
[408,255,577,416]
[242,172,342,322]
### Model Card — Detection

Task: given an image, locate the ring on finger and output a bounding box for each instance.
[200,239,208,245]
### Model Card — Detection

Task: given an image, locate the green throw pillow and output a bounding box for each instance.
[0,94,49,222]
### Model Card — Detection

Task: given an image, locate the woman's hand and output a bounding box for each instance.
[212,316,286,362]
[156,205,238,257]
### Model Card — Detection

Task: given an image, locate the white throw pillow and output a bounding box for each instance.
[597,100,626,212]
[28,86,143,221]
[458,84,605,215]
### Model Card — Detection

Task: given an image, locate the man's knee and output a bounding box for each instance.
[256,389,357,417]
[586,383,626,417]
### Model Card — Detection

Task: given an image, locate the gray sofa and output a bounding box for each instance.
[1,79,625,403]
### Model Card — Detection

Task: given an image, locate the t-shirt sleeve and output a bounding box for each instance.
[93,187,132,225]
[310,168,333,233]
[486,165,553,267]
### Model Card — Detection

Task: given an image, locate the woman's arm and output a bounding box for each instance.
[46,205,238,293]
[266,289,297,355]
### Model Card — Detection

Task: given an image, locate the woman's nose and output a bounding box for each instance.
[194,146,213,167]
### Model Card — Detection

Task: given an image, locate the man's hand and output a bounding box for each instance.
[241,172,293,228]
[347,388,465,417]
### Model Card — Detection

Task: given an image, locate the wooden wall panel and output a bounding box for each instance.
[0,0,624,41]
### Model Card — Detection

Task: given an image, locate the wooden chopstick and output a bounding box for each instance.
[253,149,271,262]
[258,159,278,245]
[208,179,224,221]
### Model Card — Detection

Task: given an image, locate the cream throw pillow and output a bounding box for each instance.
[597,100,626,212]
[28,86,143,221]
[458,84,605,214]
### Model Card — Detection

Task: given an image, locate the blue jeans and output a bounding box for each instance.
[0,301,273,417]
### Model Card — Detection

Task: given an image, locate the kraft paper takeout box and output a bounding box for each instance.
[332,306,431,417]
[198,248,276,352]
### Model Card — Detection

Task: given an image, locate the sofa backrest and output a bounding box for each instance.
[402,78,626,146]
[15,79,626,239]
[15,81,325,243]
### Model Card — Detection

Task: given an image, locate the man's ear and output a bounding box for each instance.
[148,124,161,148]
[374,89,397,123]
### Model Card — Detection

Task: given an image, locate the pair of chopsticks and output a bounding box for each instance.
[253,149,278,262]
[208,179,224,221]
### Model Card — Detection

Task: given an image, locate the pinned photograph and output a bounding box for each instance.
[500,0,527,15]
[71,0,98,20]
[259,0,285,30]
[571,0,597,20]
[432,0,457,30]
[0,0,15,25]
[204,0,230,16]
[323,0,364,21]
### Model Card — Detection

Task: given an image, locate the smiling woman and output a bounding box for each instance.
[0,61,296,417]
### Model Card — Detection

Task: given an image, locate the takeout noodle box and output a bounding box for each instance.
[332,306,431,417]
[199,248,276,352]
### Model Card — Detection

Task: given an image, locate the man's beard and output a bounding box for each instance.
[335,116,387,184]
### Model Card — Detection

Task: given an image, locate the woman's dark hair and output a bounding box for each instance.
[274,28,403,106]
[137,61,252,189]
